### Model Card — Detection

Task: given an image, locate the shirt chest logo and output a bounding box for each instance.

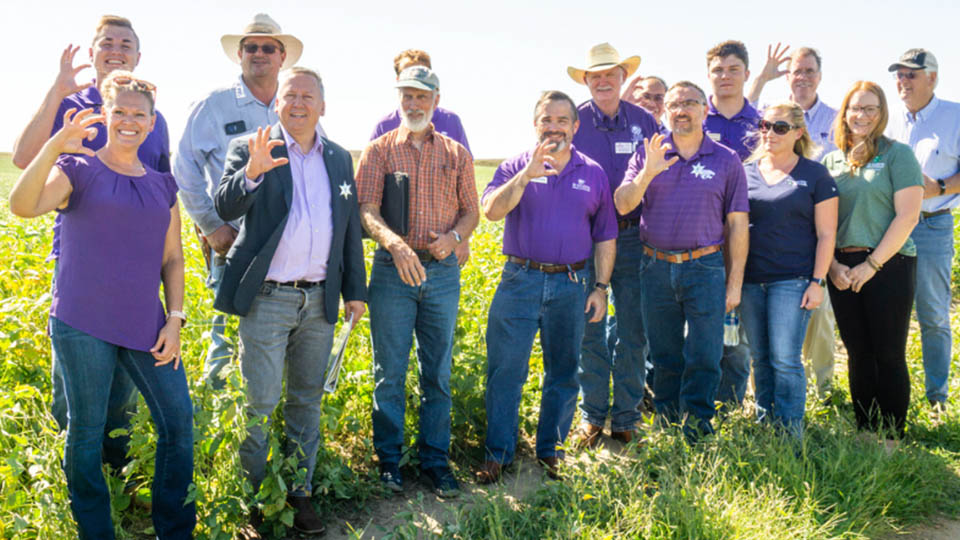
[571,179,592,192]
[691,163,716,180]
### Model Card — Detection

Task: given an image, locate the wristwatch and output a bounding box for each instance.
[451,230,462,243]
[937,178,947,196]
[809,277,825,288]
[595,282,609,292]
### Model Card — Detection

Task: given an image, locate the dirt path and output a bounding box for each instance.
[878,518,960,539]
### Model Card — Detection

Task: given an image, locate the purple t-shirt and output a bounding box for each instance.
[704,97,760,161]
[370,106,471,154]
[483,146,618,264]
[572,100,658,220]
[744,158,838,283]
[51,155,178,351]
[623,134,749,251]
[50,84,171,259]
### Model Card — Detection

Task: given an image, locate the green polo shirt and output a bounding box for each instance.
[822,138,923,256]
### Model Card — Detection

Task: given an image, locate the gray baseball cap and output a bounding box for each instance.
[395,66,440,91]
[888,48,938,71]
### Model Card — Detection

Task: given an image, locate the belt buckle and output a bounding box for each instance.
[669,253,682,263]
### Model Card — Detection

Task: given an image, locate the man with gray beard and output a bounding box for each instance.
[355,66,479,498]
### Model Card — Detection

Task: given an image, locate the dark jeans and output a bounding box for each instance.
[829,252,916,437]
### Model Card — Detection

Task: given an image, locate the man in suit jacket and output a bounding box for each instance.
[214,67,365,538]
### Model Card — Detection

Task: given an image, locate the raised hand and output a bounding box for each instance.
[52,108,102,156]
[639,133,679,179]
[622,75,644,103]
[245,127,289,179]
[55,45,93,99]
[758,42,791,83]
[519,139,561,182]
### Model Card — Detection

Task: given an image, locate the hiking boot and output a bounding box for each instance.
[421,466,460,498]
[539,456,562,480]
[575,423,603,449]
[287,494,326,535]
[610,430,634,444]
[379,462,403,493]
[477,461,503,485]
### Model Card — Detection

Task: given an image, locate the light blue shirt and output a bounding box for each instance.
[886,95,960,212]
[173,76,328,234]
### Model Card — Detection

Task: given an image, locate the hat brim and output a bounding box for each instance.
[888,61,924,72]
[221,33,303,69]
[567,55,641,85]
[395,81,437,92]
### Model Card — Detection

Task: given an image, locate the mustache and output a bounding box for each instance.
[541,131,566,139]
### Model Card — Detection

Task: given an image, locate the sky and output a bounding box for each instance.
[3,0,958,160]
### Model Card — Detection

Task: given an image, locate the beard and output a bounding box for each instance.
[401,105,434,133]
[539,131,569,152]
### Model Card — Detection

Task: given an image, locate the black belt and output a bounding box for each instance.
[921,209,952,220]
[266,279,324,289]
[414,250,436,263]
[618,218,640,231]
[507,256,586,273]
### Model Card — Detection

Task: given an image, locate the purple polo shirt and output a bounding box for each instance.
[483,146,618,264]
[370,106,471,154]
[50,83,171,259]
[704,97,760,161]
[52,155,177,351]
[572,100,658,221]
[623,134,749,251]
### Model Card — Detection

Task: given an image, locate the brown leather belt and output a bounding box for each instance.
[837,247,870,253]
[642,244,721,263]
[618,218,640,231]
[921,209,951,220]
[507,256,586,273]
[266,279,325,289]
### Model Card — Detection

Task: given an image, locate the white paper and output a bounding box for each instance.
[324,312,355,393]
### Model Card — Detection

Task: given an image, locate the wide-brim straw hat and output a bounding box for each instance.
[220,14,303,69]
[567,43,641,84]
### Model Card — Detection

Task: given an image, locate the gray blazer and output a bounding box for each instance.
[213,123,366,321]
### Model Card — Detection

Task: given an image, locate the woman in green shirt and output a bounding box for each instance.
[823,81,923,441]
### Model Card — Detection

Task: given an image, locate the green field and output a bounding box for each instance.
[1,152,960,539]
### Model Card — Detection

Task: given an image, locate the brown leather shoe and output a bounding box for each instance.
[610,430,633,444]
[575,423,603,449]
[477,461,503,484]
[287,494,326,535]
[539,456,561,480]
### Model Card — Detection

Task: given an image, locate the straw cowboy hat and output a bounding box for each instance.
[567,43,641,84]
[220,14,303,69]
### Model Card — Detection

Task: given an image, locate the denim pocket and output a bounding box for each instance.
[501,262,524,282]
[694,251,725,271]
[637,253,653,277]
[924,213,954,231]
[257,282,277,297]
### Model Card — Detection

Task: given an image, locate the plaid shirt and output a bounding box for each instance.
[356,124,478,250]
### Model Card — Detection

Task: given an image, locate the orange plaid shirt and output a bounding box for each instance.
[356,124,478,250]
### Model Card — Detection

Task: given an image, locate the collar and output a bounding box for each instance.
[234,75,275,108]
[905,95,941,123]
[708,96,758,120]
[396,122,436,145]
[280,123,324,155]
[663,132,715,161]
[77,81,103,107]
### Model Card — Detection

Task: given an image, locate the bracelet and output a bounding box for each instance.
[167,310,187,328]
[865,255,882,272]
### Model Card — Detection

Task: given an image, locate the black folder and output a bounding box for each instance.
[363,172,409,239]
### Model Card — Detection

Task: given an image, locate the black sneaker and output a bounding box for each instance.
[422,466,460,498]
[380,463,403,493]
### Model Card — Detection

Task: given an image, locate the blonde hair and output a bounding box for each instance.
[746,102,819,163]
[393,49,431,75]
[833,81,890,169]
[93,15,139,50]
[101,70,155,114]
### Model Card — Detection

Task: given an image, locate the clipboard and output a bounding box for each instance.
[362,172,409,239]
[323,312,356,393]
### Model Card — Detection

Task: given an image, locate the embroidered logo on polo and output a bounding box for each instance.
[339,182,353,199]
[571,179,592,192]
[691,163,716,180]
[795,180,808,187]
[631,124,644,142]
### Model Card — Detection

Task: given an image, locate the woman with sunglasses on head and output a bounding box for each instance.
[740,102,838,438]
[823,81,923,443]
[9,70,194,539]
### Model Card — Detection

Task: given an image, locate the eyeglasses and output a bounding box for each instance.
[664,99,704,112]
[790,68,819,78]
[639,93,665,103]
[758,119,799,135]
[111,76,157,96]
[242,43,283,55]
[847,105,881,116]
[892,70,921,81]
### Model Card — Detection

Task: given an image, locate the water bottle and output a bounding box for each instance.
[724,310,740,347]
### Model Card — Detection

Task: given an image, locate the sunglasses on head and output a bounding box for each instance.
[243,43,282,55]
[758,119,798,135]
[112,76,157,96]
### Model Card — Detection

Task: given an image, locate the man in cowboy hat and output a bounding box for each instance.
[174,14,323,388]
[567,43,658,448]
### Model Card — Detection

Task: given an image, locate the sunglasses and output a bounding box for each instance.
[112,76,157,96]
[758,119,798,135]
[892,70,921,81]
[243,43,283,55]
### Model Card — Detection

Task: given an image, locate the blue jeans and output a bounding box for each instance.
[578,226,647,432]
[49,261,136,470]
[485,262,588,464]
[740,279,812,437]
[639,250,726,438]
[237,282,335,495]
[369,249,460,470]
[204,255,234,388]
[912,212,955,404]
[50,317,194,540]
[717,324,751,405]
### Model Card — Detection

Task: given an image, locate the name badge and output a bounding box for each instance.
[707,132,722,142]
[529,176,548,184]
[866,162,886,170]
[615,141,635,154]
